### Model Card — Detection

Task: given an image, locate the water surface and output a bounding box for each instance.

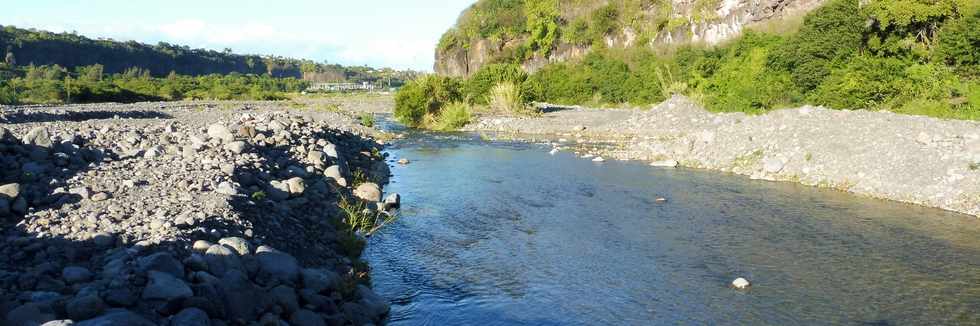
[364,131,980,325]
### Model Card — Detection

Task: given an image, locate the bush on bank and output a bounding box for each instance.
[402,0,980,126]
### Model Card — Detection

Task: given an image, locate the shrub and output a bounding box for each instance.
[768,0,864,92]
[811,55,909,109]
[525,62,592,104]
[394,75,464,127]
[696,33,796,113]
[430,102,474,131]
[583,52,631,103]
[464,63,527,104]
[591,4,621,40]
[489,81,535,115]
[935,10,980,76]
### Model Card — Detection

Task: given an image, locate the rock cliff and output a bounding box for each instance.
[435,0,826,77]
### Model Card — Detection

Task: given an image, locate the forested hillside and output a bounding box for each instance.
[0,25,414,83]
[398,0,980,130]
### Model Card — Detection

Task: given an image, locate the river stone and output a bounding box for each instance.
[301,268,341,293]
[192,240,213,252]
[223,141,247,154]
[0,183,20,199]
[4,302,55,326]
[40,321,74,326]
[204,244,243,276]
[267,180,291,201]
[218,269,261,321]
[137,252,184,278]
[74,309,154,326]
[322,143,338,158]
[255,246,300,285]
[353,183,382,202]
[324,165,347,187]
[66,294,105,320]
[286,177,306,196]
[171,307,210,326]
[142,271,192,301]
[290,309,326,326]
[732,277,751,289]
[269,285,300,314]
[215,182,238,196]
[397,158,410,165]
[383,193,400,210]
[0,198,9,216]
[207,123,235,143]
[356,285,390,319]
[307,151,327,167]
[218,237,252,256]
[762,157,784,173]
[24,127,53,148]
[650,160,679,168]
[62,266,94,284]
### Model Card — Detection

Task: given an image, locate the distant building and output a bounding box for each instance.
[306,82,378,92]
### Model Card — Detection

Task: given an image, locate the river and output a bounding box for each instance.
[363,128,980,325]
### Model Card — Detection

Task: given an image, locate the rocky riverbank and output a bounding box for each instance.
[466,96,980,218]
[1,101,396,325]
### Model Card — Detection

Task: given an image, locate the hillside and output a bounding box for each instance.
[435,0,826,76]
[0,25,412,83]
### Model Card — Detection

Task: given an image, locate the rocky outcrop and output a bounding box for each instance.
[435,0,827,77]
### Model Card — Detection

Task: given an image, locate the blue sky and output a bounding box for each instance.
[0,0,476,71]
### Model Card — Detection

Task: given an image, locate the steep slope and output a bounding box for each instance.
[435,0,826,76]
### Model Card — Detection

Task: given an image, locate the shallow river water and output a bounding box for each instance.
[363,130,980,326]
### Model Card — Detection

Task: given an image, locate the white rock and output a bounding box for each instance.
[650,160,678,168]
[732,277,751,289]
[592,156,605,162]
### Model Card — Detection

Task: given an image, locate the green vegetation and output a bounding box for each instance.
[359,113,375,127]
[0,63,308,104]
[421,0,980,121]
[430,102,474,131]
[0,24,415,84]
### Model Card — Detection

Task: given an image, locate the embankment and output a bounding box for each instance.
[1,101,394,325]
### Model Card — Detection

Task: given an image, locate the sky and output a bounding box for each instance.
[0,0,476,71]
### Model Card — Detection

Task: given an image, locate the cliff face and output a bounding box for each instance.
[435,0,826,77]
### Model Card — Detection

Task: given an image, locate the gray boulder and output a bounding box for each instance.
[301,268,341,294]
[65,294,105,321]
[170,308,210,326]
[255,246,299,286]
[207,123,235,143]
[141,271,192,302]
[0,183,20,199]
[217,237,252,256]
[24,127,53,148]
[289,309,326,326]
[74,309,154,326]
[204,245,243,277]
[353,183,382,202]
[137,252,185,278]
[61,266,94,285]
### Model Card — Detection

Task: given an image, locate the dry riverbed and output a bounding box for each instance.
[1,99,396,325]
[466,96,980,218]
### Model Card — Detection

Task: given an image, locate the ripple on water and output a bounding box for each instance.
[365,133,980,326]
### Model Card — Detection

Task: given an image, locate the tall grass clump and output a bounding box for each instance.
[430,102,474,131]
[489,81,537,115]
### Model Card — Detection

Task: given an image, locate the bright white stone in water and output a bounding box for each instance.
[592,157,605,162]
[732,277,751,289]
[549,148,559,155]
